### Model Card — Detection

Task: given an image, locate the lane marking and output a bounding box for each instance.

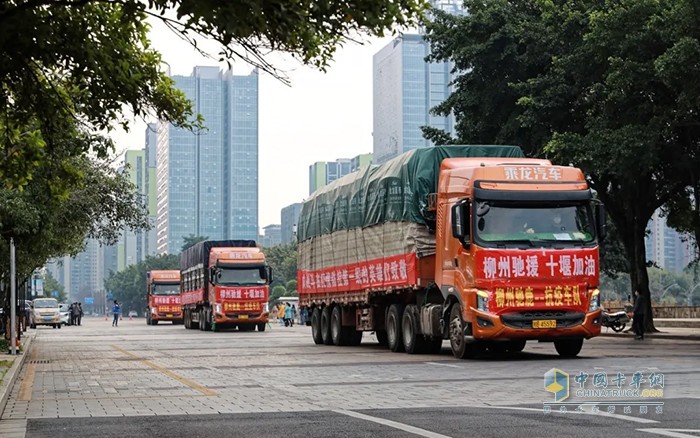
[479,404,659,424]
[638,429,700,438]
[111,345,217,396]
[18,349,37,401]
[424,362,462,368]
[333,409,453,438]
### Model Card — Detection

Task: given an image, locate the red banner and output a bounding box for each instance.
[181,289,204,305]
[216,286,268,301]
[298,252,418,294]
[150,296,181,306]
[474,248,599,284]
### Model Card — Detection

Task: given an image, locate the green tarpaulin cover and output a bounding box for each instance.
[297,145,524,242]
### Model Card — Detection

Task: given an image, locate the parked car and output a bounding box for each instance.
[30,298,62,329]
[59,303,71,326]
[128,310,138,318]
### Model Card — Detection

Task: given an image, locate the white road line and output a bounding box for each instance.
[638,429,700,438]
[424,361,462,368]
[480,404,659,424]
[333,409,453,438]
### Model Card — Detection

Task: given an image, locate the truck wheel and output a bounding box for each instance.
[257,323,266,332]
[386,304,405,352]
[554,339,583,358]
[152,319,158,326]
[331,306,345,346]
[184,310,190,329]
[321,306,333,345]
[204,309,212,331]
[449,304,476,359]
[402,304,426,354]
[311,308,323,344]
[375,330,388,346]
[191,310,200,330]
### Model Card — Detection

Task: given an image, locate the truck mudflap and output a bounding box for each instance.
[470,308,602,340]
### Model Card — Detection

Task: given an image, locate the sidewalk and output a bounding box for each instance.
[599,325,700,341]
[0,333,33,417]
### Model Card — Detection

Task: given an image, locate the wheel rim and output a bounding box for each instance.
[450,316,463,351]
[331,314,340,340]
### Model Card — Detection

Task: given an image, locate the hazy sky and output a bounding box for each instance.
[111,18,395,232]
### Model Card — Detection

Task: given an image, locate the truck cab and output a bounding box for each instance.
[146,270,182,325]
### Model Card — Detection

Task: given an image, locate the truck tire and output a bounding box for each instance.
[257,323,266,332]
[386,304,405,352]
[331,306,345,346]
[449,304,477,359]
[554,338,583,358]
[203,309,212,331]
[191,309,199,330]
[375,330,388,346]
[311,308,324,344]
[184,310,191,329]
[402,304,426,354]
[152,319,158,326]
[146,314,151,325]
[199,310,205,331]
[321,306,333,345]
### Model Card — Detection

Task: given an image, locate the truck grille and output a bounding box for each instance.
[225,313,261,319]
[501,311,584,329]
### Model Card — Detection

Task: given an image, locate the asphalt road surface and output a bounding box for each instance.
[2,317,698,438]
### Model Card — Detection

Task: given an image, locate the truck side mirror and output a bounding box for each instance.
[451,200,470,243]
[267,267,274,284]
[209,267,216,283]
[595,203,607,241]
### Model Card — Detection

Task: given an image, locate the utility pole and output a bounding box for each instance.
[10,238,17,355]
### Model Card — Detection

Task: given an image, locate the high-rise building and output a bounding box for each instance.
[117,149,148,270]
[281,202,303,244]
[261,224,282,248]
[156,66,259,254]
[645,209,696,272]
[144,123,158,257]
[308,153,373,194]
[372,0,465,164]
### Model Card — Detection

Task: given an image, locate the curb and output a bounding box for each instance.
[0,332,33,417]
[600,331,700,342]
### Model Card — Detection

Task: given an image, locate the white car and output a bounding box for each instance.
[30,298,62,329]
[59,303,71,326]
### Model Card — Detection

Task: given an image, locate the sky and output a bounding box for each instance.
[110,18,395,233]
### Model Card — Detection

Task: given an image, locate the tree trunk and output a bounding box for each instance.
[613,202,658,333]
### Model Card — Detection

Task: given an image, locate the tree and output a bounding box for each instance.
[264,243,297,286]
[425,0,700,332]
[180,235,209,253]
[0,0,427,190]
[43,273,68,304]
[0,154,150,303]
[269,285,288,306]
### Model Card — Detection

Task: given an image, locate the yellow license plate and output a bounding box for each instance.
[166,314,173,318]
[238,315,248,319]
[532,319,557,329]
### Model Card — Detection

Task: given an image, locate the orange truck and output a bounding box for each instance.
[180,240,272,332]
[145,270,182,325]
[297,145,606,358]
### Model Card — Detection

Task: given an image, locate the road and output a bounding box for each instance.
[1,317,698,437]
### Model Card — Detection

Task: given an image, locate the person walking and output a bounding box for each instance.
[112,300,121,327]
[284,302,293,327]
[290,305,297,327]
[278,303,286,326]
[77,303,83,326]
[632,290,646,340]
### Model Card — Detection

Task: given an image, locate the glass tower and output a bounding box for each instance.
[156,67,259,254]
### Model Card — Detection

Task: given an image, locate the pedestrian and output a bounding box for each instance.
[632,290,646,340]
[290,304,297,327]
[271,304,278,322]
[71,302,80,326]
[278,303,286,326]
[284,302,293,327]
[77,303,83,326]
[300,307,309,325]
[112,300,121,327]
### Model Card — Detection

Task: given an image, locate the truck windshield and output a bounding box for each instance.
[151,283,180,296]
[474,201,595,246]
[215,267,266,286]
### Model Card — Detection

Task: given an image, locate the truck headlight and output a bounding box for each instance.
[151,307,157,315]
[215,304,222,314]
[476,291,490,312]
[588,289,600,312]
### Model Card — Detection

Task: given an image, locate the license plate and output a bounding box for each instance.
[238,315,248,319]
[533,319,557,329]
[43,317,53,321]
[166,314,173,318]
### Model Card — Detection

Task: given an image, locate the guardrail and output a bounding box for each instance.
[603,302,699,318]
